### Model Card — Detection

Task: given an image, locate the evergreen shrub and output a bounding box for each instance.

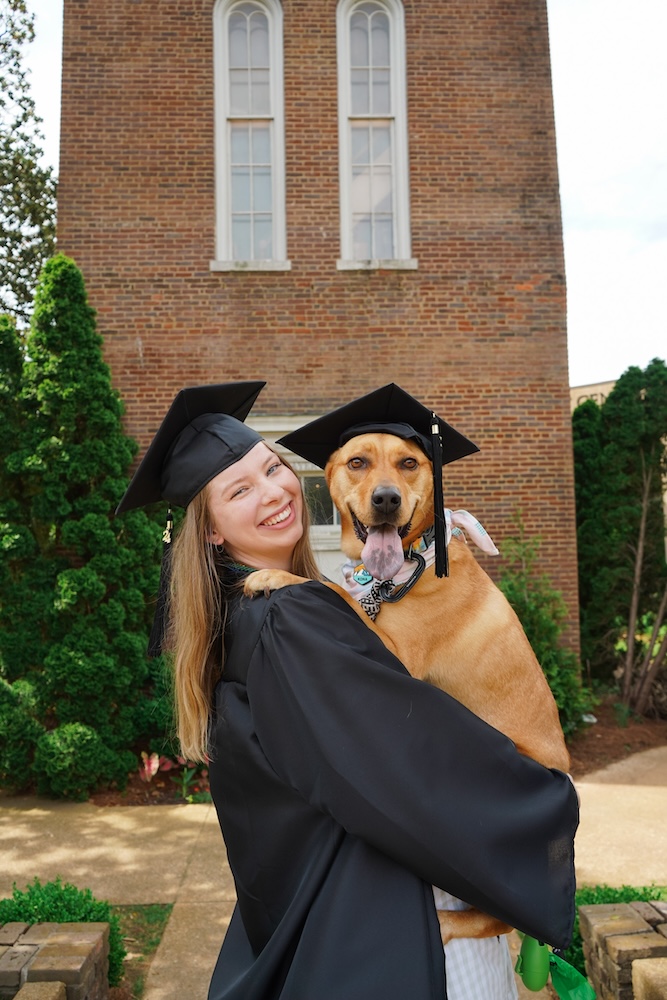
[33,723,135,802]
[0,877,126,986]
[0,255,167,798]
[0,678,42,791]
[497,518,593,737]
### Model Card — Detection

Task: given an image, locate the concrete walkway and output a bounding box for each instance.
[1,746,666,1000]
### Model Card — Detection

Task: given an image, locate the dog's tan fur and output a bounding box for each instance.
[245,432,570,942]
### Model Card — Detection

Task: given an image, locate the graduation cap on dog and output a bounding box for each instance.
[116,381,266,653]
[277,383,479,578]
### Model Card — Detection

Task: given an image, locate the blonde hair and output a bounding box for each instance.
[167,456,322,761]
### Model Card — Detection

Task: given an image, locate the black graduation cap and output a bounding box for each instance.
[116,381,266,656]
[116,381,266,514]
[277,383,479,578]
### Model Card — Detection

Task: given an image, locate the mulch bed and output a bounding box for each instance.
[89,770,189,807]
[567,694,667,778]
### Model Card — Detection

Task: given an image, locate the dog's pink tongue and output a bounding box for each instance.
[361,525,405,580]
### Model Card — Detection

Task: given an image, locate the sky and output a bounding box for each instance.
[22,0,666,389]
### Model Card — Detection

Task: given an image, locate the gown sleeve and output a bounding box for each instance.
[236,581,579,950]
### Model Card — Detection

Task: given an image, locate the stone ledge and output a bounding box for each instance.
[14,985,66,1000]
[632,957,667,1000]
[580,902,667,1000]
[0,924,108,1000]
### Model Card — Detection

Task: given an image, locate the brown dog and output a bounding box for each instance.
[245,431,570,942]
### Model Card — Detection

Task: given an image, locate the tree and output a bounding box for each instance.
[0,254,167,797]
[572,399,628,675]
[0,0,57,324]
[573,359,667,714]
[604,361,667,714]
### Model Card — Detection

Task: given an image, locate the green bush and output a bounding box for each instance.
[0,256,167,799]
[497,518,594,737]
[564,883,663,977]
[0,678,43,791]
[0,877,126,987]
[33,723,135,801]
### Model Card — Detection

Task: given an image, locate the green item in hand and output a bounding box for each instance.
[549,952,596,999]
[515,935,550,991]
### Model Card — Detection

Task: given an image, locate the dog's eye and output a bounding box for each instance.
[348,457,366,470]
[401,458,419,470]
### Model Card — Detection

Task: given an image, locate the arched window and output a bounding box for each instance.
[211,0,289,270]
[337,0,415,268]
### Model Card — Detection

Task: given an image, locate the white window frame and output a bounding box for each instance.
[211,0,291,271]
[336,0,416,270]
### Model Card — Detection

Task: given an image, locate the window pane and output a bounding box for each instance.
[232,216,251,259]
[230,126,250,163]
[252,126,271,163]
[351,167,372,212]
[374,216,393,257]
[353,216,372,258]
[372,125,391,164]
[254,215,273,259]
[350,13,369,66]
[251,68,270,115]
[375,169,393,213]
[231,167,251,211]
[229,69,250,115]
[249,11,269,66]
[370,12,390,65]
[229,7,270,115]
[229,14,248,69]
[351,125,370,165]
[350,68,369,115]
[371,68,390,115]
[302,476,336,526]
[253,166,272,212]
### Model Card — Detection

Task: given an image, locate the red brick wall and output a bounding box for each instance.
[57,0,579,645]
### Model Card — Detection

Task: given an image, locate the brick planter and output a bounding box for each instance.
[0,924,109,1000]
[579,901,667,1000]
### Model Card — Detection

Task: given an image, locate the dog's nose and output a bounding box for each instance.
[371,486,402,515]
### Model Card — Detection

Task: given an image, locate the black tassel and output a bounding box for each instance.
[431,415,449,578]
[148,509,173,658]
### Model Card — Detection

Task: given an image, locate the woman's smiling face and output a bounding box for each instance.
[206,441,304,570]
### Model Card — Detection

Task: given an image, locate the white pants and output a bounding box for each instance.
[433,888,519,1000]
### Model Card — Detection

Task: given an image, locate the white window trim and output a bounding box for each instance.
[210,0,291,271]
[336,0,415,270]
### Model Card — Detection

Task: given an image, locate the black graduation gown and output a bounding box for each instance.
[207,582,578,1000]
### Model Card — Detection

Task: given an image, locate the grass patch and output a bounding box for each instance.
[110,903,173,999]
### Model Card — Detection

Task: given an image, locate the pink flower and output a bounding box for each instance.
[139,751,160,782]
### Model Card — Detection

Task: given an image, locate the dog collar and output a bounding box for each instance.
[342,509,499,621]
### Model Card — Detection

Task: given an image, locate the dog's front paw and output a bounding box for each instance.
[243,569,305,597]
[436,907,513,944]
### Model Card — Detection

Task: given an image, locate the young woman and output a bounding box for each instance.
[117,382,579,1000]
